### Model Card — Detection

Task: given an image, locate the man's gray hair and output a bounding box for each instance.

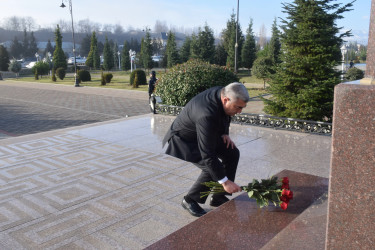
[222,82,250,102]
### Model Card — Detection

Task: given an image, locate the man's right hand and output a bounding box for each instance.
[222,180,242,194]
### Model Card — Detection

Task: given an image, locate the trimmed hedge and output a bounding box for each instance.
[32,61,50,77]
[345,67,364,81]
[56,67,66,80]
[78,69,91,82]
[130,69,147,87]
[155,59,239,106]
[104,73,113,83]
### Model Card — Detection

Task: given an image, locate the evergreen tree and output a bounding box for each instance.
[121,40,131,71]
[152,37,163,55]
[140,28,153,70]
[179,36,191,63]
[103,36,114,71]
[8,59,22,77]
[241,19,257,74]
[214,43,227,66]
[44,39,54,57]
[264,0,354,121]
[52,25,67,70]
[113,43,119,69]
[22,29,30,58]
[191,24,215,63]
[165,31,179,68]
[268,18,281,64]
[252,56,274,88]
[10,36,23,59]
[85,31,100,69]
[29,31,38,56]
[129,38,141,52]
[221,12,244,69]
[0,45,10,71]
[80,35,91,57]
[139,38,145,67]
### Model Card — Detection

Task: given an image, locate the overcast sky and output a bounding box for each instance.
[1,0,371,43]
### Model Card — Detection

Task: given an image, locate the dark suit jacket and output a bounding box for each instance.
[162,86,231,181]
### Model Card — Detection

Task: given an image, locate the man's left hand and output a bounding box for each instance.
[222,134,235,149]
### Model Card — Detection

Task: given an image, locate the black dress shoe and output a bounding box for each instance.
[210,195,229,207]
[181,197,207,217]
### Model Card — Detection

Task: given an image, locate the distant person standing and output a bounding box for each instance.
[148,71,157,97]
[349,60,354,68]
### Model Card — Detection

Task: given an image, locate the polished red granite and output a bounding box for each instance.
[147,170,328,250]
[326,84,375,249]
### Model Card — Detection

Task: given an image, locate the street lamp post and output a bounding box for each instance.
[129,50,136,72]
[234,0,239,73]
[35,52,39,62]
[60,0,79,87]
[341,44,347,82]
[117,51,121,70]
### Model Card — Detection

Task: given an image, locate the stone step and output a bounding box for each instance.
[146,170,328,250]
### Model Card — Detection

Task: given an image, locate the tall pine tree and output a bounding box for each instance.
[268,18,281,64]
[10,36,23,59]
[190,24,215,63]
[263,0,354,121]
[85,31,100,69]
[22,29,30,58]
[179,36,191,63]
[221,12,244,70]
[121,40,131,71]
[0,45,10,71]
[141,28,153,71]
[44,39,54,57]
[29,31,38,57]
[103,36,114,71]
[241,19,257,74]
[52,25,67,70]
[165,31,179,68]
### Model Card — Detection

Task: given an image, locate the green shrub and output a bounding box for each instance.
[133,74,138,88]
[101,71,106,85]
[78,69,91,82]
[156,59,239,106]
[345,67,364,81]
[52,68,57,82]
[56,67,66,80]
[31,61,50,78]
[104,73,113,83]
[130,69,147,86]
[8,60,22,75]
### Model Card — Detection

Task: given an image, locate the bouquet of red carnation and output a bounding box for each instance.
[201,176,293,210]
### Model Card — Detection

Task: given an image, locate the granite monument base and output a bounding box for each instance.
[147,170,328,250]
[326,83,375,249]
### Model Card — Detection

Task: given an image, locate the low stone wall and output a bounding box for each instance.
[0,71,16,78]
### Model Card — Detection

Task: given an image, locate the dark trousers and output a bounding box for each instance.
[187,141,240,204]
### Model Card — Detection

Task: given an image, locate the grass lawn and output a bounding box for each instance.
[11,68,268,97]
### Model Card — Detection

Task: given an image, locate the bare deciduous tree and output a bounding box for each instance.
[4,16,21,31]
[258,24,267,49]
[113,24,124,35]
[153,20,168,33]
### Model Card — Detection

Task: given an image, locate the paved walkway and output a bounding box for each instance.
[0,81,150,139]
[0,80,331,249]
[0,80,265,139]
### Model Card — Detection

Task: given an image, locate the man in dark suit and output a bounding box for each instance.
[162,82,250,217]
